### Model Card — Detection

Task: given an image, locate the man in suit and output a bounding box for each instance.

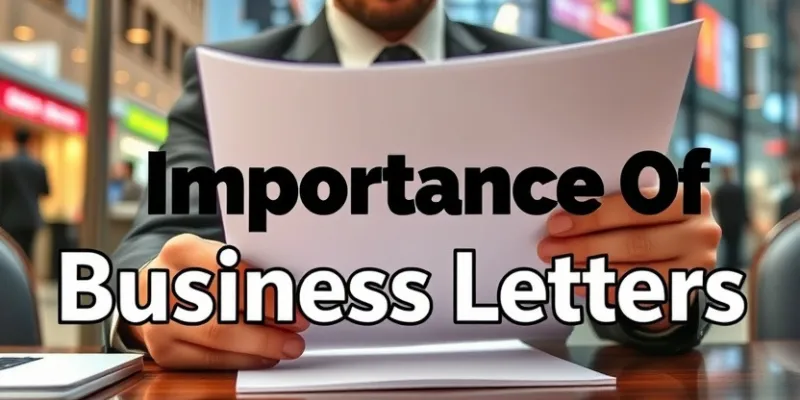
[0,128,49,259]
[109,0,721,369]
[713,166,749,269]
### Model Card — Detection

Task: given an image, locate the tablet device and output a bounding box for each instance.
[0,353,143,399]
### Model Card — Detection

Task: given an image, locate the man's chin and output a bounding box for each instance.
[360,9,429,30]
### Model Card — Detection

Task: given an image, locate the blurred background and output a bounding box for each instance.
[0,0,795,349]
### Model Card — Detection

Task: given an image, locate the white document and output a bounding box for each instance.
[237,340,614,393]
[197,20,700,393]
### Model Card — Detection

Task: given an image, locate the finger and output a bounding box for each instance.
[168,320,306,360]
[159,234,309,332]
[539,223,688,263]
[546,185,711,237]
[151,340,278,370]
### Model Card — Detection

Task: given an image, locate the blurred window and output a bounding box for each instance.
[163,27,175,72]
[47,0,66,9]
[120,0,135,40]
[143,8,157,58]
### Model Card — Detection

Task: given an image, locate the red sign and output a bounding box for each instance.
[695,2,720,91]
[0,79,87,134]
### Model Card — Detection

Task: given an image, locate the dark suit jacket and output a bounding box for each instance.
[713,182,748,232]
[110,13,708,354]
[0,152,49,231]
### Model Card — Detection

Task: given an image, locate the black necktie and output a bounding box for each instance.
[373,45,423,64]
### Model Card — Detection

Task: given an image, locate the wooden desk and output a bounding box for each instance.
[15,341,800,399]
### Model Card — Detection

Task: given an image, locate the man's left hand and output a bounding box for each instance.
[537,185,722,332]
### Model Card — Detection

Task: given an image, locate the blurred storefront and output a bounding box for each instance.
[0,53,130,279]
[0,77,87,224]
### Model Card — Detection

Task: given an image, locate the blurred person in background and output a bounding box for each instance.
[0,128,50,259]
[778,145,800,222]
[712,166,749,269]
[108,0,723,368]
[108,160,143,203]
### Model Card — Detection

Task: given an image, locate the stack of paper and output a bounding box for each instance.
[196,20,701,394]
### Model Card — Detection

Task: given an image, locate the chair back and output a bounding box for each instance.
[0,228,41,345]
[750,211,800,340]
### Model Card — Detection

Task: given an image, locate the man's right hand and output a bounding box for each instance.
[123,234,310,370]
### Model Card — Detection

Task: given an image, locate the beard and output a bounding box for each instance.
[335,0,435,33]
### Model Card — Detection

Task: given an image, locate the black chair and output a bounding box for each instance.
[0,228,41,345]
[750,211,800,340]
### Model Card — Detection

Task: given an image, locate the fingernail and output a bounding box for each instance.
[282,338,305,359]
[548,215,573,234]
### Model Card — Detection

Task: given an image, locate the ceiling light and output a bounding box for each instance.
[135,81,151,98]
[71,47,87,63]
[12,26,35,41]
[493,4,520,35]
[126,28,151,45]
[745,33,769,49]
[115,70,130,85]
[670,0,692,4]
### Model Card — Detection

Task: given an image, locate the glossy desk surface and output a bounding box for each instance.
[11,341,800,399]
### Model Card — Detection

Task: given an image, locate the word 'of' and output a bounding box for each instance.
[147,149,711,232]
[58,245,747,327]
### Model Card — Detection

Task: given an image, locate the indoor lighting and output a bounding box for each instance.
[12,26,35,41]
[71,47,87,63]
[115,70,130,85]
[135,81,151,98]
[126,28,151,45]
[493,3,520,35]
[670,0,693,4]
[746,93,762,109]
[745,33,770,49]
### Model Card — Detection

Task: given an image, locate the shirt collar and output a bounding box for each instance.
[325,0,445,68]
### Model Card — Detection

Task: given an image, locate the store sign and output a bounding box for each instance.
[695,2,739,100]
[0,79,86,133]
[123,104,168,144]
[550,0,632,39]
[633,0,668,33]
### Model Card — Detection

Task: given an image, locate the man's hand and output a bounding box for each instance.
[538,186,721,332]
[125,234,309,370]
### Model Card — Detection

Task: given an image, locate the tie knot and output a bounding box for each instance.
[374,45,423,64]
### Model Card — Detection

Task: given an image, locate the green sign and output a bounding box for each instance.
[123,104,168,144]
[634,0,669,33]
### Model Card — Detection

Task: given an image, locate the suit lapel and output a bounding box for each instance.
[282,11,340,64]
[282,9,488,63]
[444,19,486,58]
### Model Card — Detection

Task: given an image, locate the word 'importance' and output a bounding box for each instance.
[59,245,747,327]
[146,148,711,232]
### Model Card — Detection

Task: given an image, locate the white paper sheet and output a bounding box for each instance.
[237,340,614,393]
[196,20,700,393]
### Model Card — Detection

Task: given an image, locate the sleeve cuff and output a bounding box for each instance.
[109,312,147,355]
